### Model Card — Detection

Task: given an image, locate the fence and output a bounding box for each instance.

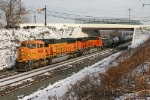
[75,18,142,25]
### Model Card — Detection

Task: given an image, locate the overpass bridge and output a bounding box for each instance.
[20,23,150,42]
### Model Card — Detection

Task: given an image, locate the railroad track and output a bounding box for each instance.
[0,44,129,96]
[0,71,19,80]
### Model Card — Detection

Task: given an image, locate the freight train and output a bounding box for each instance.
[15,32,133,71]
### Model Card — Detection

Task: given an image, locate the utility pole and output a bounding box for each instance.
[128,8,131,22]
[38,5,47,26]
[34,14,36,24]
[19,0,22,23]
[44,5,47,26]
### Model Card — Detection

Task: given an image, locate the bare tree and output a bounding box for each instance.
[21,9,31,23]
[0,0,30,28]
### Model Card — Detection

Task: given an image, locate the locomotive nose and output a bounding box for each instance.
[17,47,29,61]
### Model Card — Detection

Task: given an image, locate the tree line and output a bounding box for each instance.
[0,0,30,28]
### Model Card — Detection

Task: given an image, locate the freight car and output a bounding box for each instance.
[102,31,133,47]
[15,36,102,71]
[118,31,133,43]
[99,30,133,39]
[102,36,120,47]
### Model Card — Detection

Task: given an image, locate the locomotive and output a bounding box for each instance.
[15,36,103,71]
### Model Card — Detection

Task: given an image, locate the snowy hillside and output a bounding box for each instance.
[131,26,150,48]
[0,26,79,70]
[19,26,150,100]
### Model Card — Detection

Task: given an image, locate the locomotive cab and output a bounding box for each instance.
[17,40,46,62]
[16,40,47,71]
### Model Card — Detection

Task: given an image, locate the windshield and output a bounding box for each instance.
[27,44,36,49]
[21,44,26,47]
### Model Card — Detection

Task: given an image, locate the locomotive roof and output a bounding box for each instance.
[39,38,77,44]
[38,36,99,44]
[76,37,98,41]
[86,37,98,40]
[22,40,44,44]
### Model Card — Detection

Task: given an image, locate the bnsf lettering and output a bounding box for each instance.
[38,50,43,53]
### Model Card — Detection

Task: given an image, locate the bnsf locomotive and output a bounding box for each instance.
[15,36,103,71]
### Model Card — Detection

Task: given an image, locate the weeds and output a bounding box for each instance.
[48,38,150,100]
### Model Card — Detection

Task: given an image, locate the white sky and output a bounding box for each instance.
[21,0,150,24]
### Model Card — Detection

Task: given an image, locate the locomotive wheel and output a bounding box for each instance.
[86,50,88,55]
[97,47,100,51]
[33,62,39,68]
[24,65,28,71]
[87,50,90,54]
[68,54,74,59]
[48,58,52,65]
[73,54,76,58]
[83,51,86,55]
[74,54,77,57]
[98,47,102,51]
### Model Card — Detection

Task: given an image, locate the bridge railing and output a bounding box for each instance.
[75,18,143,25]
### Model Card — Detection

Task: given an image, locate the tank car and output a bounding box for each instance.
[101,38,113,47]
[102,36,119,47]
[112,37,119,45]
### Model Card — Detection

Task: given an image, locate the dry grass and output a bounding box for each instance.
[48,38,150,100]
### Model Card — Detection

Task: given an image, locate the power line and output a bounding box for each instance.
[38,9,149,21]
[132,0,139,10]
[127,0,150,22]
[143,4,150,8]
[26,4,150,19]
[24,3,150,23]
[128,8,131,21]
[26,4,128,15]
[129,0,136,8]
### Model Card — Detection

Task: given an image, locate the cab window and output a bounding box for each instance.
[27,44,36,49]
[21,44,26,47]
[38,44,43,48]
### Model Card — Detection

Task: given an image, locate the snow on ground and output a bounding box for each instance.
[17,27,150,100]
[0,26,150,99]
[19,52,121,100]
[0,26,79,70]
[19,26,150,100]
[130,26,150,48]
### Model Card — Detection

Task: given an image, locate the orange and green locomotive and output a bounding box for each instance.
[15,36,103,71]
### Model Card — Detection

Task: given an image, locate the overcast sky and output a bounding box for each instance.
[22,0,150,24]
